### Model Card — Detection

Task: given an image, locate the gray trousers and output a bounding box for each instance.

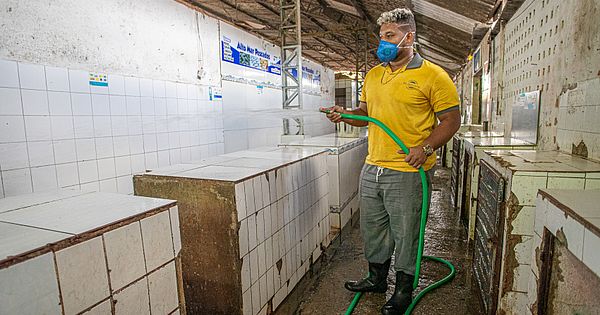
[359,164,433,276]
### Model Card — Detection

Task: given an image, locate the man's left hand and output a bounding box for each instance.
[401,146,427,169]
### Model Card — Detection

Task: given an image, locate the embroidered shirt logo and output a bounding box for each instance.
[404,80,419,89]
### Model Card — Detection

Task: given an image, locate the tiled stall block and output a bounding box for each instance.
[279,133,367,234]
[535,189,600,278]
[448,131,501,199]
[458,136,536,240]
[529,190,600,313]
[477,150,600,315]
[134,147,330,315]
[0,190,183,315]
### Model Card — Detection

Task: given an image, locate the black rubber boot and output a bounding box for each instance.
[381,271,414,315]
[344,258,391,293]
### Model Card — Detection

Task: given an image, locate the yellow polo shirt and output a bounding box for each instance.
[360,53,459,172]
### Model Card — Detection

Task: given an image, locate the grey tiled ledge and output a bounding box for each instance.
[483,150,600,173]
[140,146,328,183]
[460,131,504,138]
[0,190,176,267]
[465,136,535,146]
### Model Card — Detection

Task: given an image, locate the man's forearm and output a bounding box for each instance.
[422,114,461,149]
[341,108,369,127]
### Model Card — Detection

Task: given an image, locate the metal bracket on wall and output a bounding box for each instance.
[283,117,303,135]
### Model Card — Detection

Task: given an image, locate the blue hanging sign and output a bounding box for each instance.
[221,36,281,75]
[289,66,321,85]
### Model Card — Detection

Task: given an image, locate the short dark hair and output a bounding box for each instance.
[377,8,416,32]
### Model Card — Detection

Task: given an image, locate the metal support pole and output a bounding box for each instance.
[280,0,303,135]
[353,29,368,109]
[354,32,360,109]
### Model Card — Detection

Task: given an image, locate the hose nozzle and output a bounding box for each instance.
[319,107,332,114]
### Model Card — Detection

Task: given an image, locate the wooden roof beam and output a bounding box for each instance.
[254,0,356,64]
[218,0,277,31]
[412,0,480,34]
[347,0,380,40]
[416,37,465,62]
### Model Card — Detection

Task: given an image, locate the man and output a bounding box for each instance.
[323,8,460,315]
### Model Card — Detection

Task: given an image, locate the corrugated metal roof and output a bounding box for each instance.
[179,0,500,74]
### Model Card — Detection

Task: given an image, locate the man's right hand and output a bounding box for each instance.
[322,106,345,123]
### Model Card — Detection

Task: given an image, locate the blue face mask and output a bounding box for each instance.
[376,32,411,63]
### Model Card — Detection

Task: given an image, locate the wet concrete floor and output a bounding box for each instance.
[296,167,483,314]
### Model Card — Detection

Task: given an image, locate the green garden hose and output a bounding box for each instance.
[320,109,456,315]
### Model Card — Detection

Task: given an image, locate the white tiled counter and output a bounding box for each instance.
[475,150,600,314]
[279,133,367,233]
[443,125,490,167]
[459,137,535,240]
[449,131,504,209]
[133,147,330,315]
[526,189,600,314]
[461,131,504,138]
[0,190,183,315]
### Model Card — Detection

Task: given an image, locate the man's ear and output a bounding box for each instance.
[407,31,416,45]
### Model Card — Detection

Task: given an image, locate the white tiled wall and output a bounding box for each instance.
[0,59,224,198]
[219,22,334,154]
[221,81,335,154]
[234,154,330,314]
[303,91,337,137]
[557,78,600,161]
[457,0,600,152]
[222,81,283,153]
[501,0,562,111]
